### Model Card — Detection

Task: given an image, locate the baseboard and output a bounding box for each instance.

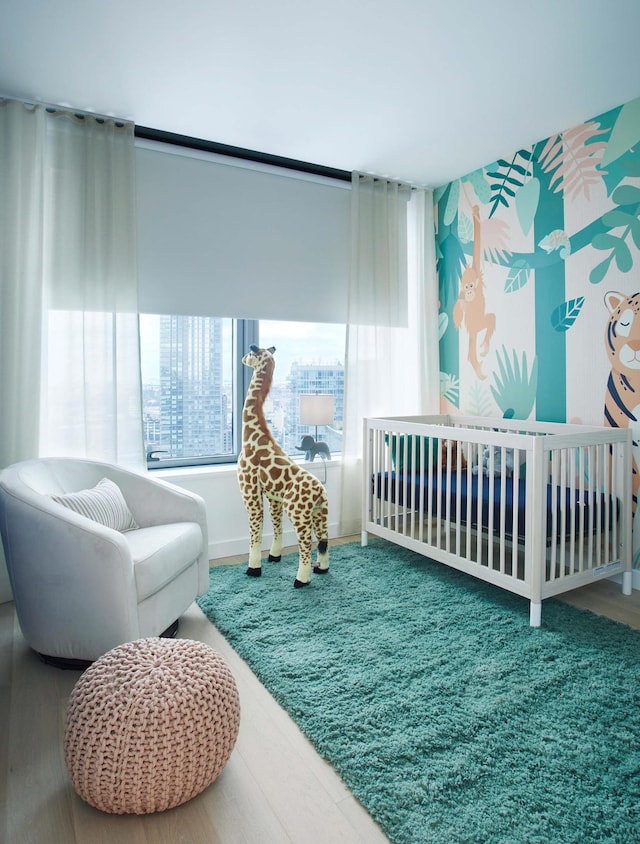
[209,522,344,561]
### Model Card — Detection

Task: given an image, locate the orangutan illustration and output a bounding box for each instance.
[453,205,496,380]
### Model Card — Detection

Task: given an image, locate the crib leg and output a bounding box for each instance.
[622,570,632,596]
[361,530,369,547]
[529,601,542,627]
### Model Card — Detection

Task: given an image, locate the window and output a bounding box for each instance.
[140,315,344,468]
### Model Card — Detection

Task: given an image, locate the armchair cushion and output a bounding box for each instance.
[51,477,138,532]
[127,523,203,601]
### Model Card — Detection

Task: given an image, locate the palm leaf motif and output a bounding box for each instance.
[490,346,538,421]
[440,371,459,403]
[550,297,585,332]
[463,381,494,417]
[590,183,640,284]
[482,216,512,264]
[538,121,608,202]
[487,150,533,218]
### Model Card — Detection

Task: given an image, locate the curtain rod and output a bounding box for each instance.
[3,96,414,187]
[0,94,131,126]
[135,125,353,184]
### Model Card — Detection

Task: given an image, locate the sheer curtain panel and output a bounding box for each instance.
[0,99,143,601]
[339,173,439,535]
[0,99,143,467]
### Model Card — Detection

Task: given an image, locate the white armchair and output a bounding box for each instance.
[0,458,210,666]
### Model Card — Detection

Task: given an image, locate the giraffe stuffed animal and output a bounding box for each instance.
[238,345,329,588]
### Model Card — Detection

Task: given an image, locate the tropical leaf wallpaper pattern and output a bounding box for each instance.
[435,93,640,428]
[434,93,640,567]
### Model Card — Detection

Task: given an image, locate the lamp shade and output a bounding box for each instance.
[299,394,334,427]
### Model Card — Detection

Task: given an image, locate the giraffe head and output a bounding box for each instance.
[242,345,277,375]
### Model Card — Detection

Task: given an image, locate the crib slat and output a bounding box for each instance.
[549,451,558,583]
[465,443,474,563]
[587,445,595,567]
[454,440,464,558]
[512,451,520,579]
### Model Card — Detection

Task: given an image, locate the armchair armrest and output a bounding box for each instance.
[0,488,139,657]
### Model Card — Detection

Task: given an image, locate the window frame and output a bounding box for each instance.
[143,317,344,471]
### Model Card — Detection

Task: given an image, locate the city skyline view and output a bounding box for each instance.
[140,316,345,386]
[140,315,345,464]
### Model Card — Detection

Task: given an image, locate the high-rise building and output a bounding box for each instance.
[286,362,344,455]
[158,315,226,458]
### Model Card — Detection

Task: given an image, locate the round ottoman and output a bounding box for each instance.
[64,637,241,814]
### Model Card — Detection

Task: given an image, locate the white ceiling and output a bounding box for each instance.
[2,0,640,188]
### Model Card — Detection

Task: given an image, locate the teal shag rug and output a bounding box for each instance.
[197,539,640,844]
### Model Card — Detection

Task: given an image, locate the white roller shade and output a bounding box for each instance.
[135,141,350,323]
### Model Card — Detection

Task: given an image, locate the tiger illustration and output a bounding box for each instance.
[603,290,640,517]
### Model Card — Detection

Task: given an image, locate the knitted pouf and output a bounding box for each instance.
[64,637,241,814]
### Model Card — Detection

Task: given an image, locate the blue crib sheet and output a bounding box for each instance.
[374,471,616,542]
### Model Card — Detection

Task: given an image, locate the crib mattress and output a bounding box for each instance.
[375,471,616,542]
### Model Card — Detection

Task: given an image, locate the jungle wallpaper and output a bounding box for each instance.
[435,94,640,568]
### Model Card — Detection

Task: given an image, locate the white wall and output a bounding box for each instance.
[156,457,349,561]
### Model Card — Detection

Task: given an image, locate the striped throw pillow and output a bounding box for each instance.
[51,477,138,532]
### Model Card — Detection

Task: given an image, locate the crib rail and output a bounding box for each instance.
[363,415,632,622]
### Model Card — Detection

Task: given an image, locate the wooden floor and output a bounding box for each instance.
[1,542,639,844]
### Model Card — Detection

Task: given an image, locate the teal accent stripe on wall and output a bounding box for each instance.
[532,156,566,422]
[436,189,462,406]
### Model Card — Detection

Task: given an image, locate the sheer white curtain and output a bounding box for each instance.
[0,99,143,467]
[0,99,143,600]
[339,173,439,535]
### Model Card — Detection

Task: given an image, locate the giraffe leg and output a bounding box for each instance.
[294,526,313,588]
[267,496,283,562]
[245,494,264,577]
[312,497,329,573]
[287,505,313,587]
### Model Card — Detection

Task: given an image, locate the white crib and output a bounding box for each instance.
[362,415,634,626]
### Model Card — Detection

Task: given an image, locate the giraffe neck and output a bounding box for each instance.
[243,366,274,443]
